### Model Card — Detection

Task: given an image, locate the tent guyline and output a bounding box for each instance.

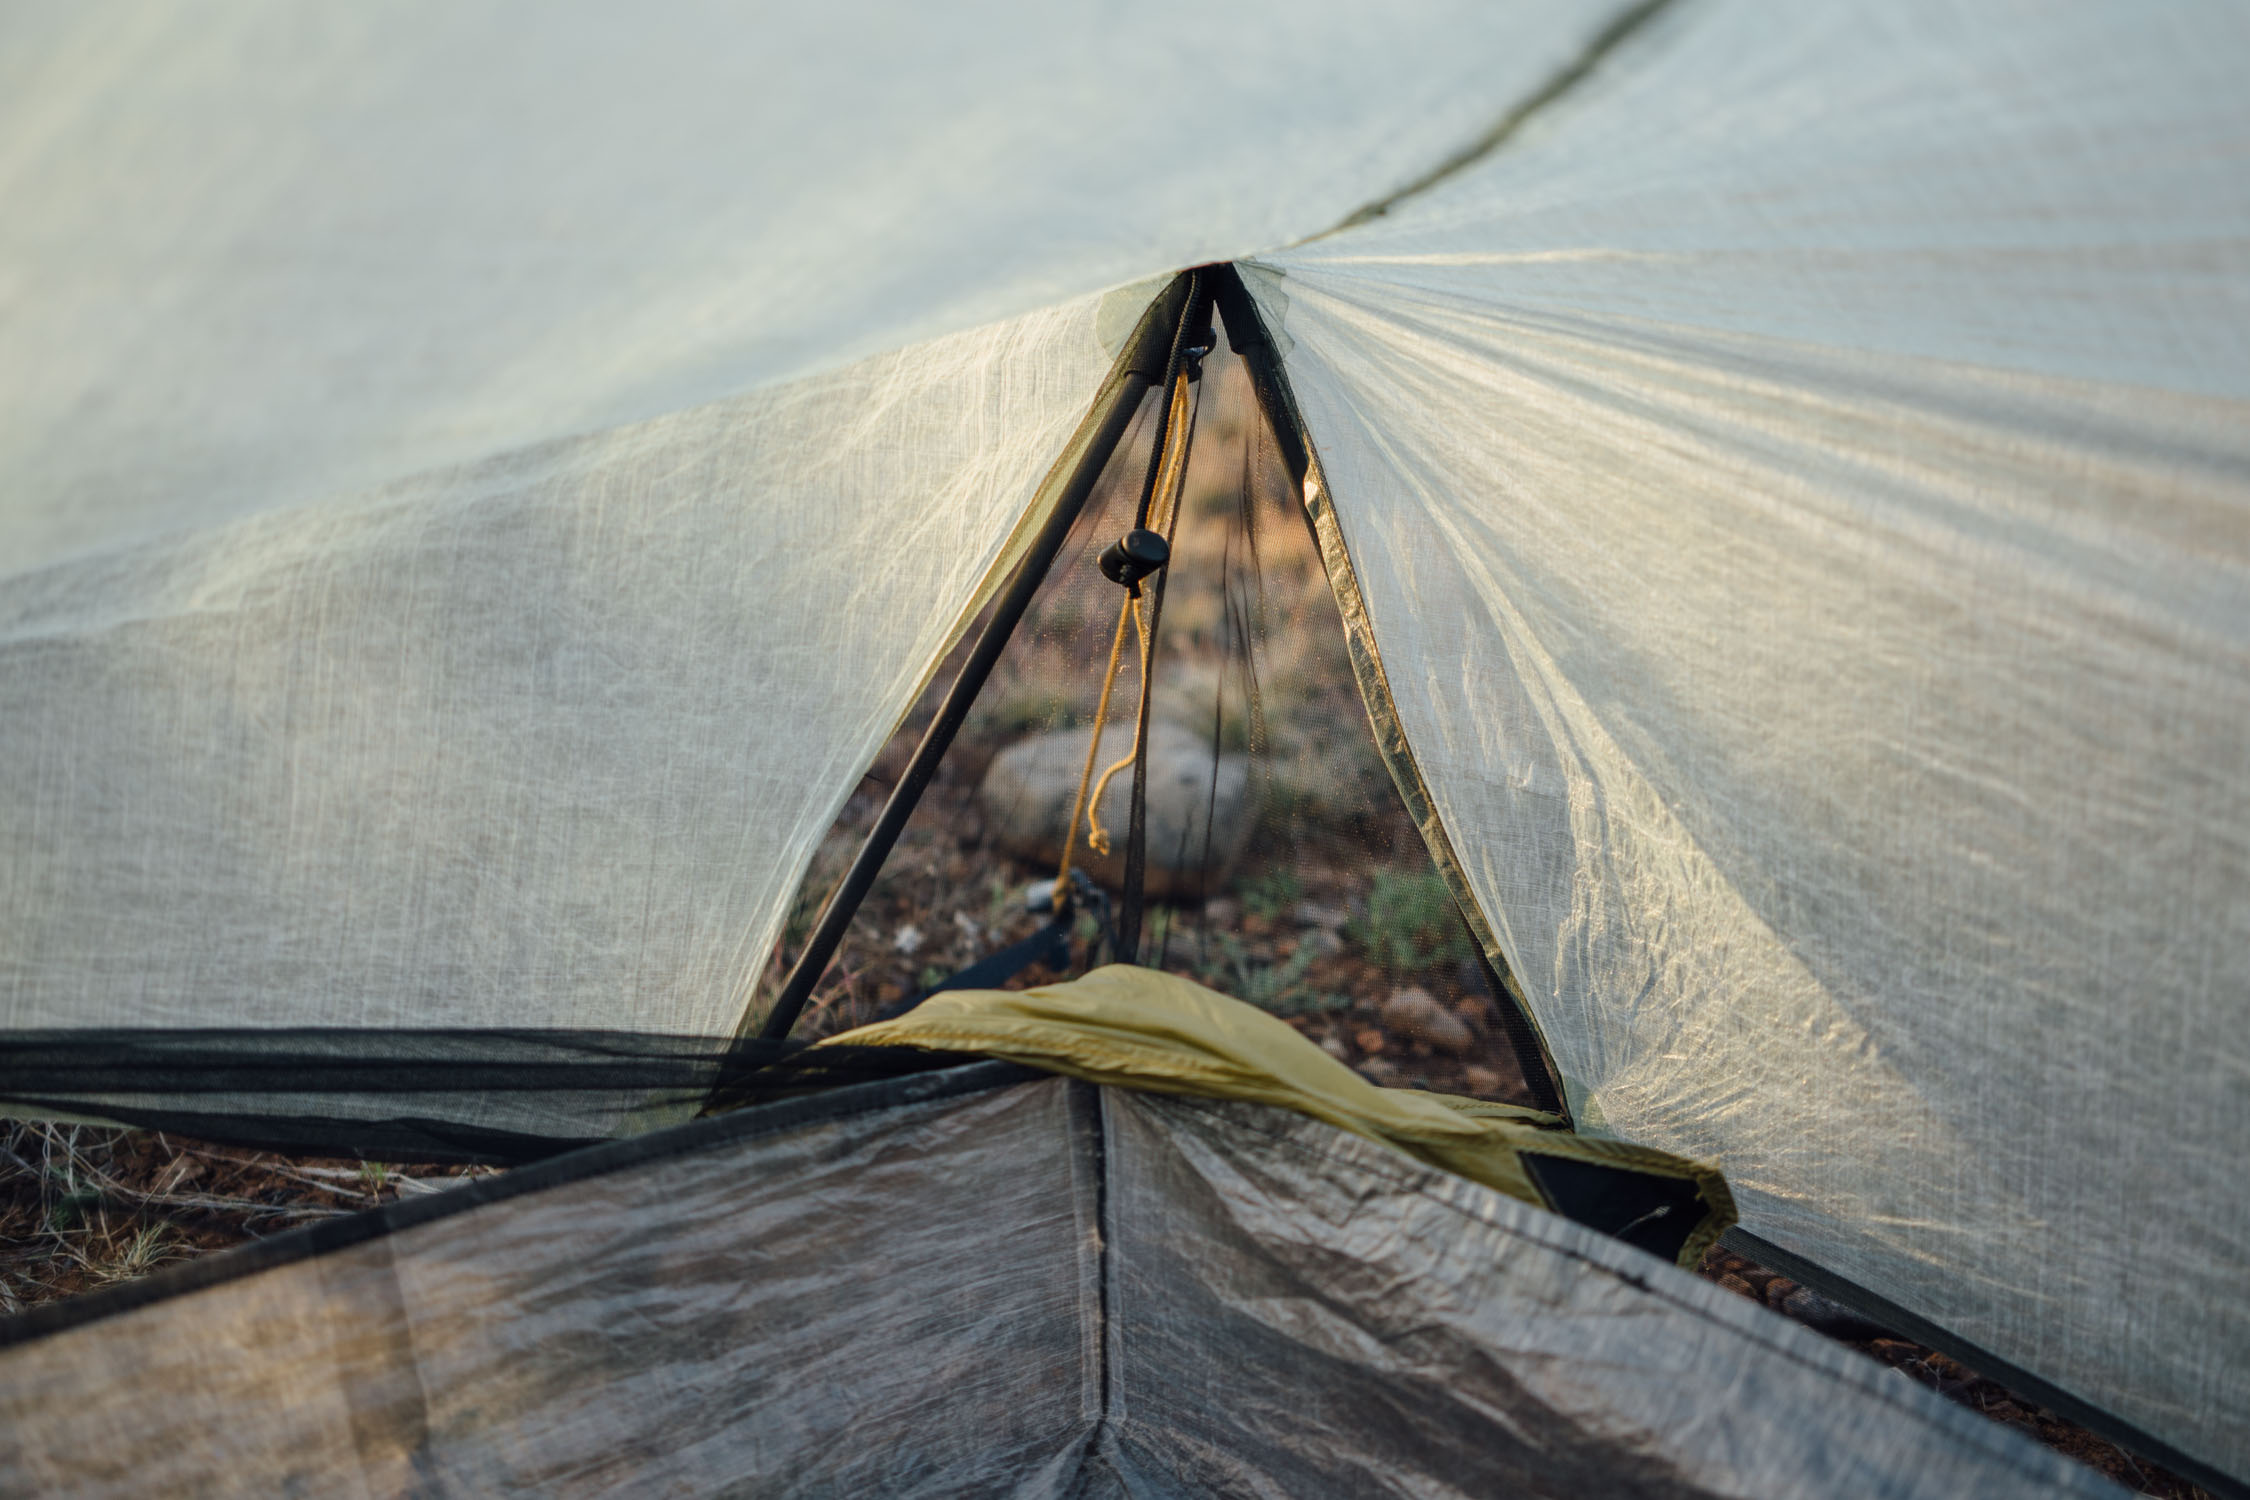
[1063,310,1210,882]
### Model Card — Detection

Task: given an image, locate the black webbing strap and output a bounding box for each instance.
[1130,268,1205,533]
[1470,936,1567,1118]
[868,915,1074,1024]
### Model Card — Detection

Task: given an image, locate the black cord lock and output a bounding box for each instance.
[1182,326,1216,382]
[1098,528,1170,594]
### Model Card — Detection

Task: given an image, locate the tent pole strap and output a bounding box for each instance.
[745,273,1196,1048]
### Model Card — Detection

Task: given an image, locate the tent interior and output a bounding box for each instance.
[2,3,2246,1496]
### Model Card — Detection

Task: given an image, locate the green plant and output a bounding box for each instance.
[1141,906,1172,965]
[1237,868,1302,922]
[970,687,1072,740]
[46,1184,100,1234]
[1348,868,1471,973]
[1201,934,1348,1018]
[983,875,1016,925]
[92,1225,177,1286]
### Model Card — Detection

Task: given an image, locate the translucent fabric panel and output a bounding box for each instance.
[0,1072,2117,1497]
[1261,0,2250,1480]
[0,0,1641,1133]
[0,1070,1105,1496]
[1099,1092,2118,1499]
[0,297,1111,1057]
[0,0,1627,569]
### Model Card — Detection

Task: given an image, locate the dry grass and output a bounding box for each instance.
[0,1119,497,1314]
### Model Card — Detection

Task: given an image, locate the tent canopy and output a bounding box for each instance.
[2,0,2245,1489]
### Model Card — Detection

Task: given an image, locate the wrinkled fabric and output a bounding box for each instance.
[828,964,1733,1265]
[1260,0,2250,1479]
[0,0,2240,1482]
[0,0,1632,1129]
[0,1076,2120,1497]
[0,298,1111,1056]
[0,0,1625,567]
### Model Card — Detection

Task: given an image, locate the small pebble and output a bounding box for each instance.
[1354,1028,1387,1055]
[1763,1278,1798,1309]
[1461,1065,1503,1096]
[1359,1057,1403,1086]
[1716,1273,1757,1300]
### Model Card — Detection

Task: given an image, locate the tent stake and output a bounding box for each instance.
[744,273,1196,1049]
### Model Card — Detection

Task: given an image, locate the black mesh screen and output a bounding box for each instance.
[764,320,1556,1112]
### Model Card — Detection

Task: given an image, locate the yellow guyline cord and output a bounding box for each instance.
[1053,370,1199,892]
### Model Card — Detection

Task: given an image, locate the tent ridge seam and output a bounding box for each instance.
[1307,0,1684,241]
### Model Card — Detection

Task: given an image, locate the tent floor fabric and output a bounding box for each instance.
[0,1066,2118,1498]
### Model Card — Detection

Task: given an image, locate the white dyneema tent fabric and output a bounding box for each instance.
[1,0,2245,1491]
[0,1073,2123,1498]
[0,0,1617,1046]
[1258,1,2250,1481]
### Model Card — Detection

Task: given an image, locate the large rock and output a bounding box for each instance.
[978,720,1251,899]
[1379,986,1475,1056]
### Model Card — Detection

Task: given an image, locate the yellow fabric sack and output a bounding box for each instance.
[823,965,1733,1267]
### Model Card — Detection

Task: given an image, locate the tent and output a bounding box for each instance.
[1,1,2244,1493]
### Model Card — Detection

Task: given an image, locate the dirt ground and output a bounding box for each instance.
[0,352,2213,1496]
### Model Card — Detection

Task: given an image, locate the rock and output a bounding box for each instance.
[1781,1286,1891,1340]
[1461,1064,1503,1097]
[978,721,1252,899]
[1762,1278,1798,1310]
[1358,1057,1403,1086]
[1202,897,1240,927]
[1353,1028,1387,1056]
[1291,900,1351,930]
[1715,1273,1757,1300]
[1300,928,1345,959]
[1380,987,1475,1056]
[1319,1033,1350,1061]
